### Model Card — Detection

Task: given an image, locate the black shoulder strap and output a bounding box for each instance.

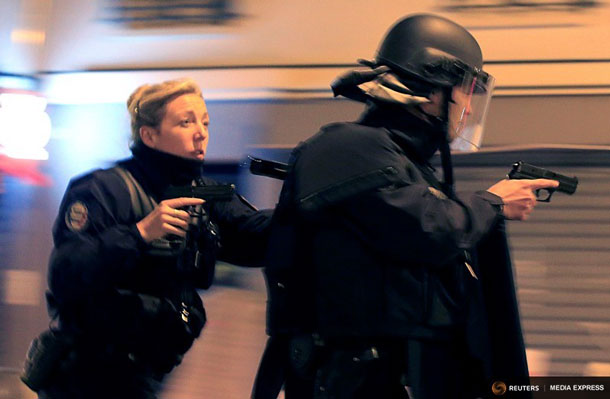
[112,166,179,256]
[111,166,157,220]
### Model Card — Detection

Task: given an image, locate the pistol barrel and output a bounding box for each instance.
[508,161,578,195]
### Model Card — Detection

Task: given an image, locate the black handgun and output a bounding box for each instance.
[163,184,236,201]
[162,184,235,288]
[508,161,578,202]
[248,156,289,180]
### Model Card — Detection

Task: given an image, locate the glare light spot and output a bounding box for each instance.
[0,93,47,111]
[0,93,52,160]
[10,29,46,44]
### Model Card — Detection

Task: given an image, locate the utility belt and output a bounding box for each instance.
[253,333,400,399]
[289,334,391,376]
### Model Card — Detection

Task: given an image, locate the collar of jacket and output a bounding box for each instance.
[128,141,204,200]
[358,103,445,164]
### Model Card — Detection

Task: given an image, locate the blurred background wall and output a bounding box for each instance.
[0,1,609,398]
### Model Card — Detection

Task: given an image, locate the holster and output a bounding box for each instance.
[289,334,321,378]
[313,345,382,399]
[130,294,207,374]
[21,329,73,392]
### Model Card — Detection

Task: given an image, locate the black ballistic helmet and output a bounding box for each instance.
[374,14,488,90]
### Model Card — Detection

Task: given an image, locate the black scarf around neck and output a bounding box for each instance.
[127,141,204,200]
[358,103,445,164]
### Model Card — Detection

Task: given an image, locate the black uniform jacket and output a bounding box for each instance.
[264,105,529,384]
[47,142,272,372]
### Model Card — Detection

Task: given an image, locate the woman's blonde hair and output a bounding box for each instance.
[127,78,203,145]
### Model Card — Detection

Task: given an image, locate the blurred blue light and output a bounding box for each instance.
[0,73,39,91]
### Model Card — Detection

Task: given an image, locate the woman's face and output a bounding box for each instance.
[143,93,209,160]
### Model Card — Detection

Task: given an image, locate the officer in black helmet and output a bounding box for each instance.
[252,14,558,399]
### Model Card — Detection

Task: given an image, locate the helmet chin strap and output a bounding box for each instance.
[416,87,455,197]
[439,137,455,197]
[439,87,455,198]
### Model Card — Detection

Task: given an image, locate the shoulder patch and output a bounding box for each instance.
[427,186,448,200]
[65,201,89,232]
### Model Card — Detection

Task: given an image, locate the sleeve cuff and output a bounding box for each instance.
[129,223,149,250]
[476,190,504,217]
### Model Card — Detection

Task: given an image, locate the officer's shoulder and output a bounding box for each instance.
[65,168,102,190]
[318,122,392,142]
[301,122,394,153]
[65,165,126,197]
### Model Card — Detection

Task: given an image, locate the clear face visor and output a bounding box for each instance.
[448,71,495,152]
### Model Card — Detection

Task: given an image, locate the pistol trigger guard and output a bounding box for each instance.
[535,188,553,202]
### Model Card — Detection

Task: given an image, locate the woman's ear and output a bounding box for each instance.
[139,125,157,148]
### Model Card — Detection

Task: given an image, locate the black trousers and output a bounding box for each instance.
[404,338,488,399]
